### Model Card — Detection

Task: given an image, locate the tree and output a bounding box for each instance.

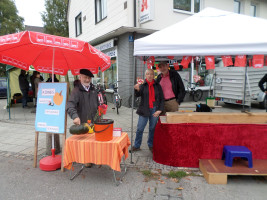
[0,0,24,35]
[41,0,69,37]
[0,0,24,77]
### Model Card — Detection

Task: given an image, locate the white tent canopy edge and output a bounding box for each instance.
[134,7,267,57]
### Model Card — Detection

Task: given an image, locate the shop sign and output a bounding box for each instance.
[105,48,117,58]
[95,39,114,51]
[139,0,154,24]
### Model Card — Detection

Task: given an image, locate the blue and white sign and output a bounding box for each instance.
[35,82,67,134]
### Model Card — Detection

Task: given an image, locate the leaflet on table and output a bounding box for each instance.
[35,83,67,134]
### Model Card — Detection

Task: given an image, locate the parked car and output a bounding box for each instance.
[0,78,7,98]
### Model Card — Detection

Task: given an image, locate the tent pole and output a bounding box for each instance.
[7,70,11,119]
[242,64,248,112]
[130,55,137,164]
[190,57,194,88]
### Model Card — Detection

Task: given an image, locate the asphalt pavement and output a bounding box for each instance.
[0,98,266,200]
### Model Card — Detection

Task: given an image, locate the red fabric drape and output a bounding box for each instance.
[180,56,192,69]
[234,55,247,67]
[173,62,179,70]
[153,119,267,168]
[252,55,264,68]
[205,56,215,69]
[221,56,233,67]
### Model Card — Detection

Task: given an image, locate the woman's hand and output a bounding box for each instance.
[153,111,162,117]
[134,84,140,91]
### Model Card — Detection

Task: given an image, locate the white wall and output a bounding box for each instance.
[68,0,267,41]
[68,0,130,42]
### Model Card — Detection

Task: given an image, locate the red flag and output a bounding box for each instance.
[147,60,153,69]
[167,56,174,60]
[173,62,179,70]
[221,56,233,67]
[205,56,215,70]
[234,55,246,67]
[181,56,192,69]
[252,55,264,68]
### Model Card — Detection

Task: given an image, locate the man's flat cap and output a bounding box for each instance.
[80,69,94,77]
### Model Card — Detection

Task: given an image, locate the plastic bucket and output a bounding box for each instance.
[94,119,114,141]
[206,97,215,108]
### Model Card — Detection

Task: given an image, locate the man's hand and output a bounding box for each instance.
[265,91,267,94]
[73,117,81,125]
[153,111,162,117]
[134,84,140,91]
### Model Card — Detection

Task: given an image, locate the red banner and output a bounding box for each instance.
[221,56,233,67]
[205,56,215,70]
[173,62,179,70]
[180,56,192,69]
[265,56,267,66]
[167,56,174,60]
[252,55,264,68]
[234,55,246,67]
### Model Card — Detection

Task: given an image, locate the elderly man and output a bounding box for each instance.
[67,69,98,125]
[156,62,185,114]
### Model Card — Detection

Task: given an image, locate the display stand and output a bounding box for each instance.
[33,82,68,171]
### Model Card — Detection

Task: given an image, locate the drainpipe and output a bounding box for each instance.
[134,0,136,27]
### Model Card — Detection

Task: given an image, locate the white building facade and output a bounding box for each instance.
[67,0,267,106]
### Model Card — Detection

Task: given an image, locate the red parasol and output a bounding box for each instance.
[0,31,110,75]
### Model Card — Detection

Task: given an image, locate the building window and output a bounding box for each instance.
[250,4,256,17]
[95,0,107,23]
[234,0,241,14]
[173,0,200,13]
[75,13,82,36]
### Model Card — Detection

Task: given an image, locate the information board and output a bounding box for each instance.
[35,82,67,134]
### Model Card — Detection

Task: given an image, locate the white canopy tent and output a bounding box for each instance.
[134,7,267,57]
[129,7,267,163]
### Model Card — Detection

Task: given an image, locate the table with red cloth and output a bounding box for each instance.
[64,132,131,171]
[153,118,267,168]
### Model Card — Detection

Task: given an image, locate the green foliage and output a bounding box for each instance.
[0,0,25,35]
[141,170,153,177]
[168,171,187,178]
[41,0,69,37]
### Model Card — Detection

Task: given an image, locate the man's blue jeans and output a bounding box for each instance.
[134,107,159,148]
[21,89,28,107]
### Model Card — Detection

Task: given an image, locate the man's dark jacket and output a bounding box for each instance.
[135,80,164,117]
[19,74,29,91]
[67,82,98,123]
[259,74,267,92]
[156,70,186,104]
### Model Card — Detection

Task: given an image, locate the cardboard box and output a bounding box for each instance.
[113,128,122,137]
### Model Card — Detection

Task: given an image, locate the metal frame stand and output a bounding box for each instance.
[69,162,85,181]
[112,156,127,186]
[69,156,127,186]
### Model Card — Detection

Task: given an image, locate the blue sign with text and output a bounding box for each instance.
[35,83,67,134]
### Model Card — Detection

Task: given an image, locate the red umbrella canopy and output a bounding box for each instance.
[0,31,110,75]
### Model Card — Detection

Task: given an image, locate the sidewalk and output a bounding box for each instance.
[0,99,265,169]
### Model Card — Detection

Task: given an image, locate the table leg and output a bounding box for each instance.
[69,162,85,181]
[112,156,127,186]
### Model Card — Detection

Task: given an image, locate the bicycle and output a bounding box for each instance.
[95,82,107,105]
[183,79,203,102]
[112,81,122,114]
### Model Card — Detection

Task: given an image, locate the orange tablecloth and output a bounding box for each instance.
[63,132,131,171]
